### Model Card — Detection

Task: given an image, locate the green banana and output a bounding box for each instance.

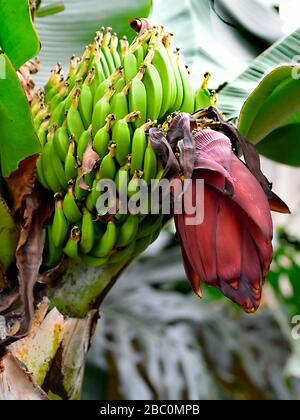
[42,128,67,192]
[102,28,116,74]
[36,154,50,190]
[109,240,136,265]
[168,47,184,112]
[116,215,139,248]
[195,72,212,110]
[81,254,109,268]
[137,213,164,239]
[111,84,129,121]
[128,170,144,199]
[34,106,50,131]
[177,52,195,113]
[93,66,122,106]
[67,89,85,142]
[64,226,81,262]
[152,41,177,119]
[52,193,69,247]
[49,82,69,112]
[49,99,66,128]
[143,140,157,185]
[130,121,153,176]
[115,157,131,194]
[80,207,95,254]
[44,225,63,269]
[123,49,138,84]
[135,43,145,68]
[63,181,82,223]
[53,121,69,162]
[92,84,116,136]
[86,171,101,212]
[75,166,90,201]
[93,114,115,158]
[79,68,95,129]
[113,111,141,166]
[143,62,163,122]
[64,137,78,181]
[31,88,45,115]
[129,67,147,128]
[120,35,129,60]
[67,55,80,80]
[99,142,117,179]
[92,221,117,258]
[37,117,50,147]
[77,125,92,161]
[110,33,122,68]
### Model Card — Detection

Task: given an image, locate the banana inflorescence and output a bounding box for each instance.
[32,23,216,269]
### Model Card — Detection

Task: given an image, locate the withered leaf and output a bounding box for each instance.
[15,192,53,338]
[5,155,39,215]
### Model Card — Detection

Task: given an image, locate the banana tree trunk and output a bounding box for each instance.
[0,258,130,400]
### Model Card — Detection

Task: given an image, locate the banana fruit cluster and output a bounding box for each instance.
[31,24,215,269]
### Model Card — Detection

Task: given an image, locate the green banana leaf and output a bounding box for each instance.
[219,28,300,120]
[218,28,300,166]
[0,53,41,178]
[0,0,40,69]
[0,195,19,271]
[34,0,152,85]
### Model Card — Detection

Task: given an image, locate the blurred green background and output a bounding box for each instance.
[34,0,300,400]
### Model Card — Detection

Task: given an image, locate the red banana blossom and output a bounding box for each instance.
[174,128,287,313]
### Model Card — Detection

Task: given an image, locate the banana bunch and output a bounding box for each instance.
[32,23,215,269]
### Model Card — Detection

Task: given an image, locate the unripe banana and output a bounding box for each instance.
[110,33,122,68]
[77,125,92,161]
[67,89,85,142]
[93,114,115,158]
[135,43,145,68]
[130,121,153,176]
[168,47,184,112]
[92,84,116,136]
[36,155,50,190]
[80,207,95,254]
[42,128,67,192]
[44,225,64,269]
[63,181,82,223]
[65,137,78,181]
[137,213,164,239]
[123,50,138,84]
[109,240,136,265]
[64,226,81,262]
[49,99,66,128]
[49,82,69,112]
[120,35,129,60]
[37,117,50,147]
[143,62,163,122]
[31,88,45,115]
[81,254,109,267]
[75,166,90,200]
[86,171,101,212]
[53,121,69,162]
[113,111,141,166]
[52,193,69,247]
[128,170,144,199]
[79,68,95,129]
[177,53,195,114]
[195,72,212,110]
[99,142,117,179]
[94,67,122,106]
[115,157,131,194]
[143,140,157,185]
[111,84,129,121]
[92,221,117,258]
[102,28,116,74]
[65,80,82,112]
[129,67,147,128]
[116,215,139,248]
[152,42,177,119]
[67,55,80,80]
[90,61,105,96]
[34,106,50,131]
